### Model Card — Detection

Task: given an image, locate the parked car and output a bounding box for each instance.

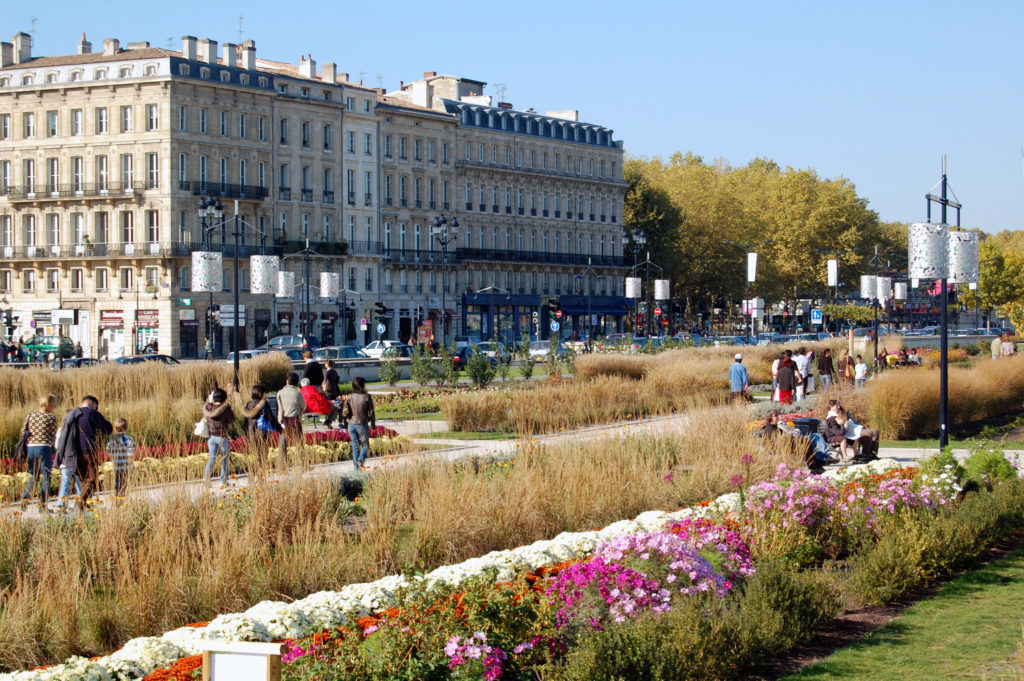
[362,340,402,359]
[756,332,786,345]
[269,349,305,361]
[452,336,475,350]
[603,332,631,345]
[49,357,103,370]
[313,345,368,360]
[380,344,415,358]
[715,335,756,346]
[257,335,322,352]
[528,340,569,358]
[452,345,498,370]
[115,354,181,366]
[23,334,75,359]
[226,349,267,363]
[475,341,512,363]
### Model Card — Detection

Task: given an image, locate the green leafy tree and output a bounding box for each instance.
[466,349,496,389]
[378,358,400,387]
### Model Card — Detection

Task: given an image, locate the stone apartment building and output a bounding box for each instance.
[0,33,627,359]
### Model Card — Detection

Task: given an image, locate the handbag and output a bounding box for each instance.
[256,413,275,433]
[13,422,29,465]
[193,417,210,438]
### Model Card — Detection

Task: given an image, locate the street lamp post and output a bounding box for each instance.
[723,239,771,342]
[198,197,224,358]
[430,214,459,347]
[625,230,646,333]
[574,257,604,342]
[867,246,881,367]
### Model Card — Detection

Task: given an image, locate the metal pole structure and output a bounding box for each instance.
[231,207,240,393]
[430,215,459,347]
[304,239,311,340]
[724,239,770,342]
[869,246,880,368]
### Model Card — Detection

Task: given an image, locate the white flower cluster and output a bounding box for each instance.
[0,458,902,681]
[916,464,964,501]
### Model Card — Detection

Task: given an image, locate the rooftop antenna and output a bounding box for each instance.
[30,17,37,47]
[494,83,507,102]
[166,36,174,50]
[238,15,244,44]
[377,73,383,88]
[358,71,366,85]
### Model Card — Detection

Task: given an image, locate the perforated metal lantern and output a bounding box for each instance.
[276,271,295,298]
[191,251,222,292]
[908,222,949,280]
[876,276,892,301]
[860,275,877,300]
[894,282,909,300]
[947,230,980,284]
[320,272,340,299]
[654,279,671,300]
[249,255,280,295]
[827,259,838,287]
[624,277,641,299]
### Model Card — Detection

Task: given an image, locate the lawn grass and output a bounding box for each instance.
[780,546,1024,681]
[880,439,1024,450]
[417,430,518,441]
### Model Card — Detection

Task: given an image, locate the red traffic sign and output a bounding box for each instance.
[654,307,662,316]
[555,310,563,319]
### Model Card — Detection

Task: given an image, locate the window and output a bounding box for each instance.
[146,104,159,131]
[346,130,354,153]
[178,105,187,131]
[364,99,371,113]
[96,155,108,190]
[0,114,9,139]
[178,153,187,186]
[47,110,59,136]
[219,111,227,136]
[384,135,392,158]
[145,266,159,289]
[23,159,35,192]
[95,212,109,243]
[178,64,190,76]
[70,268,84,293]
[199,156,208,185]
[96,268,108,291]
[365,268,373,292]
[258,162,265,188]
[302,121,311,147]
[279,164,289,188]
[71,109,82,136]
[120,154,133,186]
[121,211,134,244]
[323,215,331,242]
[119,267,134,292]
[364,132,372,155]
[442,142,449,165]
[279,119,288,144]
[47,214,60,246]
[94,69,106,80]
[23,112,35,138]
[323,124,332,150]
[47,269,59,293]
[120,106,133,132]
[346,97,354,110]
[1,216,10,248]
[0,270,10,293]
[220,158,228,190]
[95,107,108,134]
[0,160,9,193]
[239,159,247,187]
[23,215,36,246]
[199,108,207,134]
[71,213,83,245]
[414,139,422,161]
[399,137,407,160]
[147,153,159,189]
[22,269,35,293]
[258,116,265,141]
[47,158,59,192]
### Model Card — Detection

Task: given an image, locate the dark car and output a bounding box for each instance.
[313,345,368,360]
[257,334,322,352]
[115,352,181,364]
[452,345,498,370]
[49,357,103,370]
[381,344,415,358]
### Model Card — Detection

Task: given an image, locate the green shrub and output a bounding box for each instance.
[519,356,536,380]
[466,350,496,389]
[378,359,400,387]
[409,348,437,387]
[919,447,966,483]
[964,442,1020,486]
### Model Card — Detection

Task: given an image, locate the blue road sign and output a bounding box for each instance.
[550,321,560,332]
[376,323,386,334]
[811,308,823,325]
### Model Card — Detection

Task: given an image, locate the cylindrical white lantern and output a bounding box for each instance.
[747,252,758,283]
[827,259,838,287]
[908,222,949,279]
[876,276,892,301]
[968,281,978,291]
[625,277,641,299]
[654,279,671,300]
[860,275,877,300]
[947,230,980,284]
[911,278,920,288]
[276,271,295,298]
[250,255,280,295]
[894,282,908,300]
[320,272,340,299]
[191,251,222,292]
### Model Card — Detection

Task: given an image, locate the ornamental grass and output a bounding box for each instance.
[0,408,802,671]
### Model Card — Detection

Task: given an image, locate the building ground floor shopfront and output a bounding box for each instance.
[460,293,631,344]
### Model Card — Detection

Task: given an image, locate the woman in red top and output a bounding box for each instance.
[299,379,343,429]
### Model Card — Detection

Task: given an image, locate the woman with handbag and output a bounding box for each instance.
[202,389,236,487]
[21,394,58,510]
[242,384,282,477]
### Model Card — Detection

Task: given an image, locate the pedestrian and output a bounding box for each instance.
[991,335,1003,360]
[301,350,325,387]
[204,336,213,360]
[1001,334,1016,358]
[854,354,868,388]
[105,418,135,497]
[793,347,810,402]
[74,342,83,359]
[729,353,749,403]
[242,384,283,476]
[341,376,376,470]
[202,388,235,486]
[775,355,801,405]
[20,394,58,510]
[771,352,783,401]
[54,395,113,510]
[818,348,835,388]
[323,359,341,401]
[276,372,307,460]
[837,348,854,385]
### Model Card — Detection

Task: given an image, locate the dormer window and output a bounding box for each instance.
[46,73,58,84]
[21,75,33,85]
[144,64,157,76]
[94,69,106,80]
[179,64,190,76]
[258,77,268,87]
[240,74,249,86]
[119,67,132,78]
[70,70,83,82]
[220,70,230,83]
[199,67,210,80]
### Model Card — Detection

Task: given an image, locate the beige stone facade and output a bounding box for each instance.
[0,36,626,359]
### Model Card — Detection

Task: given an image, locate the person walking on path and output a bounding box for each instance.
[991,335,1003,360]
[793,347,810,402]
[202,389,236,486]
[729,353,749,403]
[817,348,835,388]
[55,395,113,510]
[854,354,868,388]
[1001,334,1016,358]
[775,356,801,405]
[105,418,135,497]
[276,372,307,460]
[204,336,213,360]
[342,376,376,470]
[837,349,854,385]
[242,384,283,475]
[20,394,58,509]
[323,360,341,401]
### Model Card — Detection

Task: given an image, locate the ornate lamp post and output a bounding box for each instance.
[430,214,459,346]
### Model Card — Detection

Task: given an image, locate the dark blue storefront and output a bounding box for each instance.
[461,292,630,343]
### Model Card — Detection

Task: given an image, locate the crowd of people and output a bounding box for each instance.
[0,339,85,364]
[759,398,879,472]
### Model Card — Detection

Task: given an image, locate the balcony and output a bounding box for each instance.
[347,191,356,206]
[385,248,447,265]
[505,206,512,214]
[543,209,549,217]
[531,208,537,216]
[492,205,499,213]
[455,247,627,268]
[179,180,269,201]
[518,207,524,215]
[555,211,561,218]
[0,240,283,260]
[278,187,291,201]
[301,189,314,202]
[465,202,472,211]
[347,240,384,256]
[589,214,595,221]
[600,214,606,222]
[578,213,584,220]
[5,181,148,202]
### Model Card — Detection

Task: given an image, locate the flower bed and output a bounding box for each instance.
[1,457,953,681]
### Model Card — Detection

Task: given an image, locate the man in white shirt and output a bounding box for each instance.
[793,347,810,402]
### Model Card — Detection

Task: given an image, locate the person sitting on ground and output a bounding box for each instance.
[300,378,343,429]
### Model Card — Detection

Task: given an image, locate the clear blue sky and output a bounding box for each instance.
[9,0,1023,232]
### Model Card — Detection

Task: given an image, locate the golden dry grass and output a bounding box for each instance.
[0,407,803,670]
[866,356,1024,439]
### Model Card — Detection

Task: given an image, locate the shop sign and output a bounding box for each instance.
[99,311,124,328]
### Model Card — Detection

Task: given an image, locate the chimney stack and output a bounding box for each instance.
[102,38,119,56]
[0,42,13,68]
[222,43,237,68]
[338,72,349,82]
[241,40,256,69]
[423,71,437,78]
[198,38,217,64]
[77,32,92,55]
[299,54,316,78]
[321,62,337,83]
[181,36,197,60]
[13,32,32,63]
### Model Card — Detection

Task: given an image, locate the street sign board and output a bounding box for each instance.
[550,321,560,332]
[555,310,563,319]
[376,323,386,334]
[219,305,247,327]
[360,317,368,326]
[360,323,368,331]
[811,308,823,325]
[654,307,662,316]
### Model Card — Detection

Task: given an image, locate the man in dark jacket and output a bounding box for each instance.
[301,351,324,388]
[55,395,113,509]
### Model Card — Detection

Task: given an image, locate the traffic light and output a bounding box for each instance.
[210,304,221,326]
[547,298,561,320]
[374,301,389,323]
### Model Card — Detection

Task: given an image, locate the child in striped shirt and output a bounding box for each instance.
[106,418,135,497]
